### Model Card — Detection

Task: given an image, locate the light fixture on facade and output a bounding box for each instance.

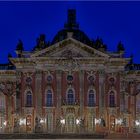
[3,121,7,126]
[19,118,26,125]
[76,119,80,125]
[95,118,101,125]
[135,120,140,126]
[60,119,65,124]
[40,118,45,124]
[115,118,123,125]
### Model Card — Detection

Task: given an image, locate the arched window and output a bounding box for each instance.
[88,90,96,107]
[67,89,74,105]
[26,91,32,107]
[109,91,115,107]
[46,90,53,107]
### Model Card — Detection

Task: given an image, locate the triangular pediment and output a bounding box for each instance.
[31,38,110,58]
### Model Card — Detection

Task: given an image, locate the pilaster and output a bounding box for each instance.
[79,70,84,118]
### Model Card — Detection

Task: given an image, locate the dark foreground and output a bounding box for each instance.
[0,133,104,139]
[0,133,140,139]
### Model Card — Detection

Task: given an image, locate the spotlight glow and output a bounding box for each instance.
[60,119,65,124]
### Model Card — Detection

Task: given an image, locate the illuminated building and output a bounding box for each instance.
[0,9,140,134]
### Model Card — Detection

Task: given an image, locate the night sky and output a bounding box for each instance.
[0,1,140,63]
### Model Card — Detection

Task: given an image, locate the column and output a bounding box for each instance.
[56,70,62,133]
[35,71,42,116]
[79,70,84,118]
[99,70,105,115]
[34,70,42,133]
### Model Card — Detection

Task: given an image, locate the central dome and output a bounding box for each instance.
[51,9,91,46]
[51,29,91,46]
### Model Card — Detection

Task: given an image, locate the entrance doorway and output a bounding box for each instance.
[110,115,115,132]
[66,114,75,133]
[26,115,32,133]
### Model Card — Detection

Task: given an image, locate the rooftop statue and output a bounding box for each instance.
[16,39,24,51]
[34,34,47,50]
[117,41,125,52]
[94,37,103,49]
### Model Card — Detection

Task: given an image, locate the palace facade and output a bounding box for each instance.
[0,9,140,134]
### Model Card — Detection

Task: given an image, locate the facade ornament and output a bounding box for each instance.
[0,81,16,96]
[124,81,139,96]
[58,50,80,72]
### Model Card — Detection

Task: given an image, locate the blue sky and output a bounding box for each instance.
[0,1,140,63]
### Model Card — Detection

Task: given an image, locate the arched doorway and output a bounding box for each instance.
[66,114,75,133]
[110,115,115,133]
[46,113,53,133]
[87,114,95,133]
